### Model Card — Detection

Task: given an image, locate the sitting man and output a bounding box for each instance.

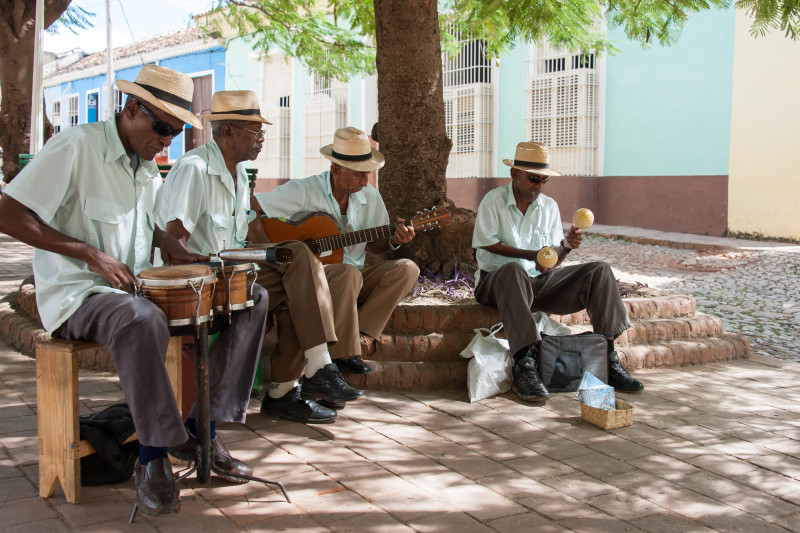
[251,126,419,407]
[471,141,644,402]
[0,65,264,516]
[158,90,361,425]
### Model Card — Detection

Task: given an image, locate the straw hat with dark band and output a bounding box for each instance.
[503,141,561,177]
[199,91,272,124]
[116,64,202,129]
[320,126,384,172]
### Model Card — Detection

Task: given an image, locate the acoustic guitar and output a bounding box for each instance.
[262,207,452,265]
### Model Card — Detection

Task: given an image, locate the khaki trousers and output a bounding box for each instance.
[475,261,631,356]
[325,259,419,359]
[256,241,337,382]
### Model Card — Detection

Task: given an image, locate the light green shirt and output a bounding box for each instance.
[156,140,251,255]
[254,171,389,268]
[472,183,564,283]
[4,117,161,333]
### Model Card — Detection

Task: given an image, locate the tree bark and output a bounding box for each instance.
[374,0,476,276]
[0,0,71,183]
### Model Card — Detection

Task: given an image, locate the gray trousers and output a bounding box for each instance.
[474,261,630,356]
[54,284,268,447]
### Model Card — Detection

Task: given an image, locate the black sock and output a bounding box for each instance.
[185,417,216,440]
[514,342,539,364]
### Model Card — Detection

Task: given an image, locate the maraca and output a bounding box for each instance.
[536,246,558,268]
[573,208,594,230]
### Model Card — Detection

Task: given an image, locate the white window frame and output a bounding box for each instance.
[254,53,293,180]
[303,72,348,177]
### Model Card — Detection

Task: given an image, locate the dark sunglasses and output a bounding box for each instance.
[527,174,550,184]
[133,98,184,138]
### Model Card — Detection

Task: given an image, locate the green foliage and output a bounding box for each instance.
[737,0,800,39]
[47,4,94,35]
[210,1,375,81]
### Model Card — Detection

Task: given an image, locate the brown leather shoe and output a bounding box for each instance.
[168,431,253,484]
[134,458,180,516]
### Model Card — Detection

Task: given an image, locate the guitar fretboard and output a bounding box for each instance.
[306,225,395,254]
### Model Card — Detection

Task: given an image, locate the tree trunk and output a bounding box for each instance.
[373,0,476,276]
[0,0,71,183]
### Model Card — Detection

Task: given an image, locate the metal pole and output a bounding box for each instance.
[30,0,45,154]
[194,325,211,483]
[105,0,115,119]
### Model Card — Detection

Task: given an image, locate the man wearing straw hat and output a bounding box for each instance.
[472,141,644,403]
[0,65,260,517]
[251,126,419,406]
[159,90,359,427]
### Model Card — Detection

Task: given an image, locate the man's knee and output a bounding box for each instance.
[391,258,420,283]
[495,262,529,282]
[122,297,169,335]
[251,282,269,309]
[327,264,363,290]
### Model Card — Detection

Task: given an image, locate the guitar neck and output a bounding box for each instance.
[311,224,394,254]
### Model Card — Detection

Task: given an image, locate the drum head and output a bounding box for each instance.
[138,264,213,280]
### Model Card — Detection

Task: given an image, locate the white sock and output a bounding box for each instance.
[304,343,332,377]
[268,380,298,399]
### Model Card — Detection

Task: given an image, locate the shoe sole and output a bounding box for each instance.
[512,384,549,402]
[316,399,347,410]
[211,464,251,485]
[259,408,337,424]
[136,499,181,517]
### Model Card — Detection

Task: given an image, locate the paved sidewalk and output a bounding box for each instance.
[2,232,800,532]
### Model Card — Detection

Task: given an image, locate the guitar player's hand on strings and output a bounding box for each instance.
[393,218,415,246]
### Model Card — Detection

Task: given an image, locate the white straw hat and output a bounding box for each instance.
[320,127,385,172]
[116,64,202,129]
[502,141,561,176]
[200,90,272,124]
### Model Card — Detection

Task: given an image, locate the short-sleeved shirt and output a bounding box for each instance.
[4,117,161,333]
[254,171,389,268]
[156,140,251,255]
[472,183,564,283]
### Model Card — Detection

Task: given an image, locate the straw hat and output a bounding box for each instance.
[116,64,202,129]
[502,142,561,176]
[200,91,272,124]
[320,127,385,172]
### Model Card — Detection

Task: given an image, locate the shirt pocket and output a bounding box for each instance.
[83,197,127,250]
[210,213,232,231]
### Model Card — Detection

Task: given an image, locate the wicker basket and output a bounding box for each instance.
[580,399,634,430]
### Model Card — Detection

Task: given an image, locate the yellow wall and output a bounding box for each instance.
[728,12,800,240]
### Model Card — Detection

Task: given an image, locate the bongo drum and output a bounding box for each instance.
[209,261,256,315]
[136,264,216,326]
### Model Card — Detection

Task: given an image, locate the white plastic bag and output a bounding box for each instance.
[460,323,512,403]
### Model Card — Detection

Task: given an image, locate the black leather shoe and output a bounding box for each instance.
[512,356,550,402]
[608,351,644,392]
[317,399,347,410]
[335,356,372,374]
[302,363,365,403]
[168,430,253,484]
[135,458,180,516]
[260,386,337,424]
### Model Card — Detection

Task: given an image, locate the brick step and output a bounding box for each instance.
[365,313,727,363]
[385,294,697,334]
[347,334,750,392]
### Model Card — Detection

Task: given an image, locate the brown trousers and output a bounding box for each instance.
[475,261,631,356]
[325,259,420,359]
[256,241,337,382]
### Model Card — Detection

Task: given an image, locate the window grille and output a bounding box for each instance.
[68,96,79,127]
[442,29,494,178]
[113,87,124,114]
[303,72,347,177]
[256,54,292,180]
[52,101,62,134]
[526,43,599,176]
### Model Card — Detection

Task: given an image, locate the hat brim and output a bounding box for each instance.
[502,159,561,176]
[320,145,385,172]
[199,113,272,125]
[116,79,203,129]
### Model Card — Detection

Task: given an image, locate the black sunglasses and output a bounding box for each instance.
[527,174,550,184]
[133,98,184,138]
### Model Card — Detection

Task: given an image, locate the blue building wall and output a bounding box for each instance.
[45,46,225,161]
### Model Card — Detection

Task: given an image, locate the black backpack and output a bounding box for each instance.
[79,403,139,486]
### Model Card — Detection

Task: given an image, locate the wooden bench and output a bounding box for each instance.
[36,337,183,503]
[158,164,259,196]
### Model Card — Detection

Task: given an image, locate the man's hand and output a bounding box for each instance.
[393,218,415,245]
[159,230,209,265]
[535,247,556,275]
[564,225,583,250]
[86,248,138,292]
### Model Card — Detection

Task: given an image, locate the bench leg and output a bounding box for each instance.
[36,345,80,503]
[165,336,182,413]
